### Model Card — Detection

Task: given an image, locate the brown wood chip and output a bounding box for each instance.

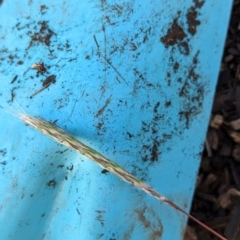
[230,119,240,130]
[210,115,224,129]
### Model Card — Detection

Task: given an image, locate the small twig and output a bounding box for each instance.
[93,35,100,49]
[30,82,51,98]
[95,95,111,117]
[30,75,56,99]
[17,113,227,240]
[205,139,212,157]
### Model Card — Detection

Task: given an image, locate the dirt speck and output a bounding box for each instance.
[28,21,55,48]
[188,68,199,80]
[40,5,48,14]
[179,41,190,55]
[31,62,47,73]
[165,101,171,107]
[160,19,186,47]
[17,60,23,65]
[179,110,191,129]
[101,169,109,174]
[193,55,198,64]
[173,62,179,71]
[42,75,56,87]
[10,87,17,102]
[67,164,73,171]
[126,132,133,139]
[154,102,160,113]
[11,75,18,84]
[97,122,104,130]
[151,141,158,162]
[178,52,204,129]
[47,179,57,188]
[179,81,190,97]
[194,0,205,8]
[186,7,201,35]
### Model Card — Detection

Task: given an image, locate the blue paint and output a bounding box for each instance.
[0,0,232,239]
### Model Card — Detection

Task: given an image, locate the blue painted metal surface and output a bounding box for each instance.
[0,1,232,239]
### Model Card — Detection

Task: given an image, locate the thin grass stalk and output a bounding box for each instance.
[18,113,226,240]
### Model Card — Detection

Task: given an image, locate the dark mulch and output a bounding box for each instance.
[185,1,240,239]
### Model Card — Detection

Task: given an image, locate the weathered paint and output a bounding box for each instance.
[0,0,232,239]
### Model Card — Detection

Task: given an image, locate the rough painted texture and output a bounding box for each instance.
[0,0,232,239]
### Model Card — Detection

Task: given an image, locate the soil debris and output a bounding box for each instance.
[186,7,201,35]
[10,75,18,84]
[31,62,47,73]
[42,75,56,87]
[28,21,55,48]
[160,19,186,47]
